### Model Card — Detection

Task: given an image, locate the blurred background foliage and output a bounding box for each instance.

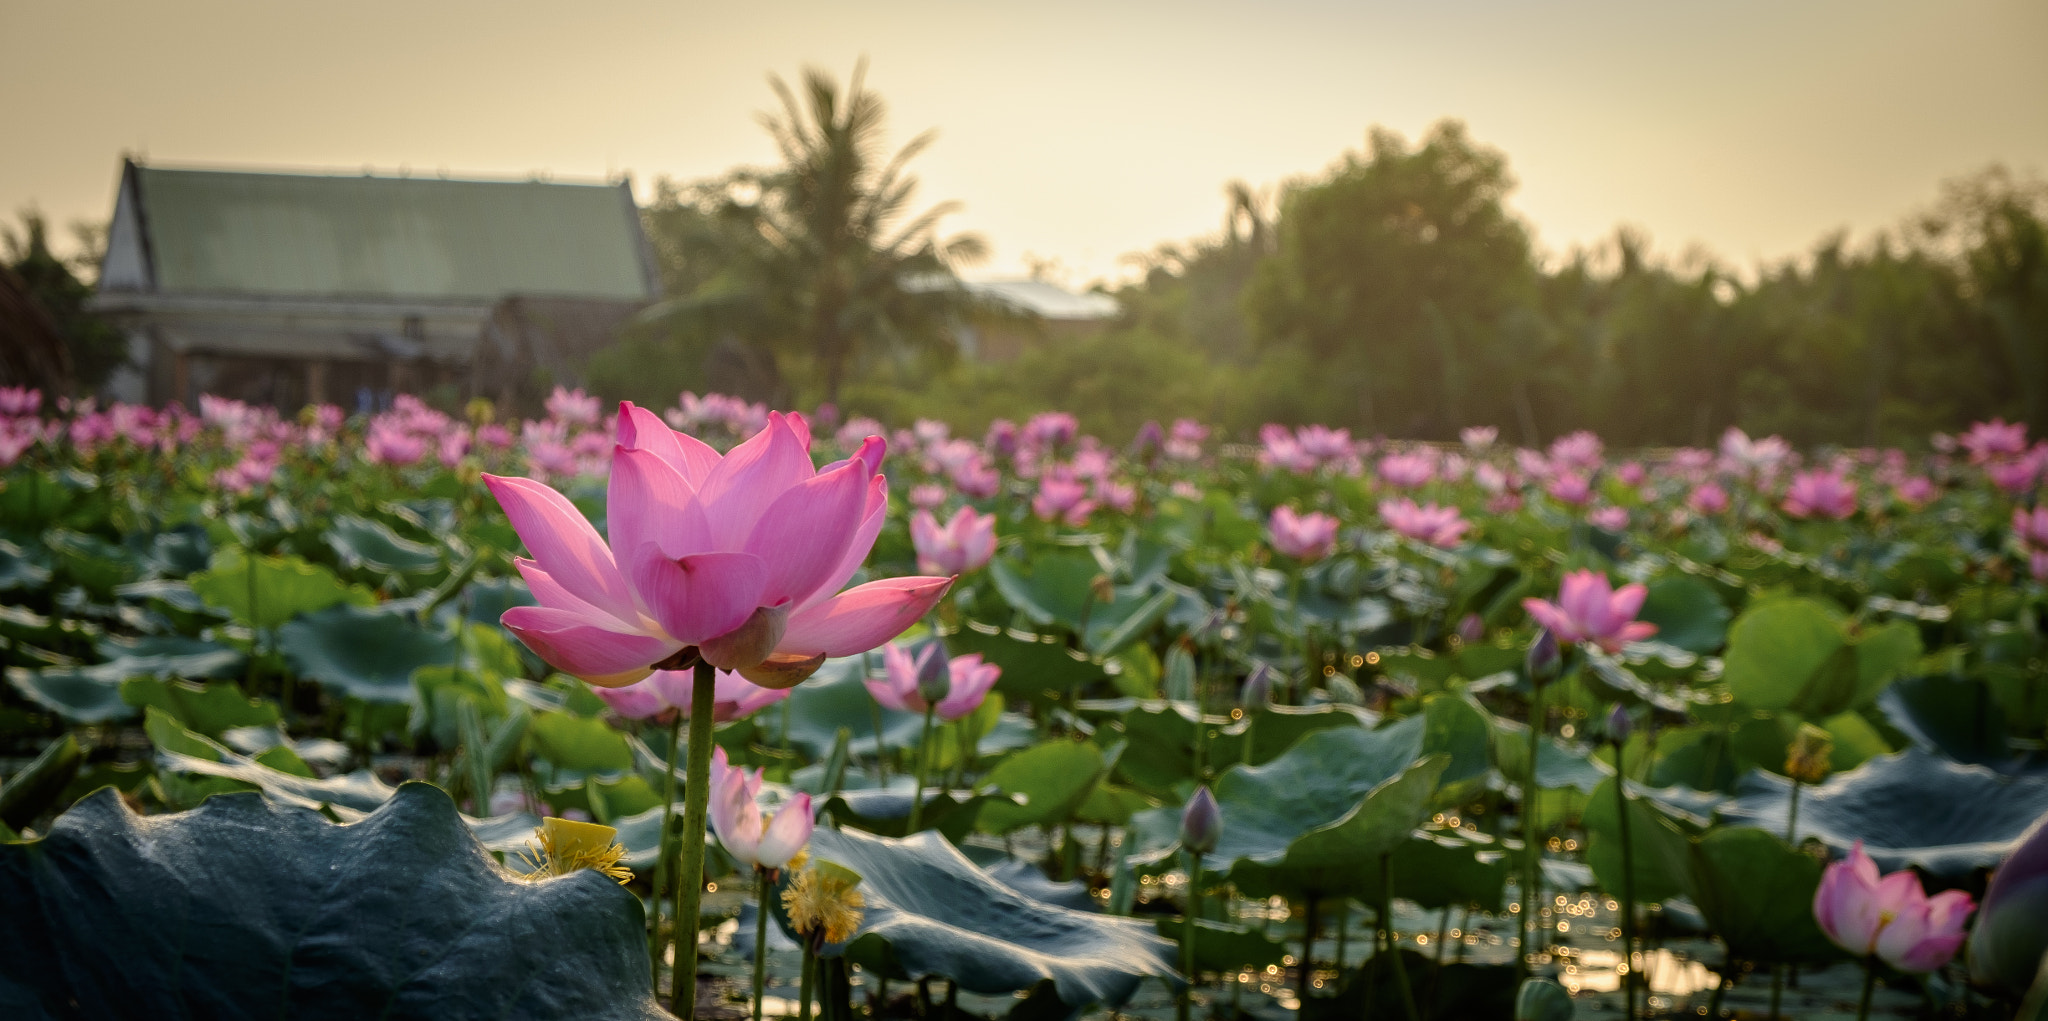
[591,73,2045,449]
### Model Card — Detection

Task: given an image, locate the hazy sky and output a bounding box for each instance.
[4,0,2044,284]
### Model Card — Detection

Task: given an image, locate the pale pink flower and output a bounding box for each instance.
[1687,482,1730,516]
[2017,506,2048,550]
[1378,498,1469,548]
[708,747,812,870]
[591,667,791,722]
[1961,419,2029,463]
[1377,451,1436,489]
[911,506,997,575]
[364,420,427,466]
[1032,470,1094,526]
[1814,841,1974,973]
[1548,430,1604,471]
[1783,469,1858,520]
[1522,570,1657,654]
[908,483,947,510]
[1545,472,1593,506]
[1587,506,1630,531]
[1268,506,1340,562]
[1460,425,1497,450]
[1893,476,1937,509]
[869,642,1002,721]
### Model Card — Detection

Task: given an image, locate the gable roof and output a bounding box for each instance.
[962,278,1119,320]
[99,161,658,303]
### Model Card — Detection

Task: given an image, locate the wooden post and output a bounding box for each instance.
[306,359,328,406]
[172,350,191,408]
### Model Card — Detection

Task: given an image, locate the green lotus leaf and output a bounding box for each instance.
[809,825,1178,1009]
[976,739,1117,834]
[1636,574,1731,654]
[0,782,665,1019]
[189,547,375,630]
[120,677,279,736]
[326,513,444,577]
[1158,917,1288,973]
[279,603,458,705]
[1581,777,1696,905]
[1683,826,1841,965]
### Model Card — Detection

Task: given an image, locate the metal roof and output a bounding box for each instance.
[113,164,656,302]
[962,278,1120,320]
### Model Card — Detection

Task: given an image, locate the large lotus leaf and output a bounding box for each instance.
[189,547,376,630]
[1636,574,1732,654]
[1350,830,1511,911]
[819,787,1014,844]
[780,657,927,757]
[1091,699,1243,797]
[463,575,537,625]
[810,826,1178,1008]
[1723,596,1919,717]
[121,678,279,736]
[148,709,398,817]
[1581,777,1696,905]
[0,783,665,1019]
[129,525,212,579]
[977,740,1117,834]
[326,513,444,576]
[98,634,248,680]
[0,537,53,591]
[947,621,1107,707]
[988,551,1105,631]
[1719,748,2048,878]
[1420,692,1494,788]
[6,665,136,723]
[280,603,458,704]
[1684,826,1842,965]
[1491,719,1612,795]
[527,710,633,774]
[982,856,1097,912]
[44,528,137,596]
[1242,701,1376,766]
[1878,674,2016,766]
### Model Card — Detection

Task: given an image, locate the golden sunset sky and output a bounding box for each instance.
[4,0,2044,283]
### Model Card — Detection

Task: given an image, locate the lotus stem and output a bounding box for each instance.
[1180,849,1202,1021]
[1520,680,1543,981]
[671,659,718,1018]
[797,946,816,1021]
[1615,738,1638,1020]
[752,870,771,1021]
[1786,777,1801,844]
[650,713,682,986]
[1382,853,1419,1021]
[906,705,938,833]
[1300,894,1319,1003]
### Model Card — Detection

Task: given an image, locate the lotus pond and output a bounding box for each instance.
[1,388,2045,1020]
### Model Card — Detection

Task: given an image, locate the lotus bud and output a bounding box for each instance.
[1526,628,1561,685]
[1457,613,1485,646]
[1241,663,1275,707]
[1969,814,2048,995]
[914,640,952,705]
[1180,785,1221,855]
[1605,704,1633,745]
[1785,723,1834,785]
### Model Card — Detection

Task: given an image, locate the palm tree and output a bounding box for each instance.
[644,60,986,406]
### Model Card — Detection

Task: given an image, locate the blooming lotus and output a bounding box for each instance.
[1378,498,1470,548]
[590,667,791,722]
[1814,841,1974,973]
[484,402,952,690]
[2016,506,2048,551]
[708,747,812,870]
[867,641,1002,721]
[1544,471,1593,506]
[1961,418,2029,463]
[1460,425,1497,449]
[1268,505,1340,562]
[1587,506,1629,532]
[911,506,997,576]
[1376,451,1436,489]
[1687,482,1730,515]
[1783,468,1858,519]
[1522,570,1657,654]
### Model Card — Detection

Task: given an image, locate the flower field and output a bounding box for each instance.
[1,384,2046,1020]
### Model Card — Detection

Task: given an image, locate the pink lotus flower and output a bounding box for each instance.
[1269,506,1340,562]
[1814,841,1974,973]
[1547,430,1604,471]
[868,642,1003,721]
[1378,498,1470,548]
[0,386,41,418]
[364,420,427,466]
[1988,448,2045,496]
[1460,425,1497,450]
[1258,425,1318,474]
[2033,550,2048,582]
[1587,506,1630,532]
[911,506,997,575]
[1031,471,1094,526]
[1893,476,1936,509]
[1969,813,2048,992]
[1961,418,2029,463]
[1687,482,1730,516]
[1545,472,1593,506]
[590,667,791,722]
[1783,469,1858,519]
[1376,451,1436,489]
[485,402,951,690]
[708,746,812,870]
[1522,570,1657,653]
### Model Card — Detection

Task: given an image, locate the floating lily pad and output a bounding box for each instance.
[0,782,665,1019]
[279,603,458,705]
[1719,748,2048,878]
[810,826,1178,1009]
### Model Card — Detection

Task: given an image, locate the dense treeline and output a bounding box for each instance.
[598,81,2044,447]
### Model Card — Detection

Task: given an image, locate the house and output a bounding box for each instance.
[954,278,1120,362]
[91,160,659,411]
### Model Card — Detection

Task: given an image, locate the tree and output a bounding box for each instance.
[3,210,125,394]
[1243,121,1536,436]
[638,60,986,407]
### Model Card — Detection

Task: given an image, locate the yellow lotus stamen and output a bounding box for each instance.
[518,817,633,885]
[782,859,865,945]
